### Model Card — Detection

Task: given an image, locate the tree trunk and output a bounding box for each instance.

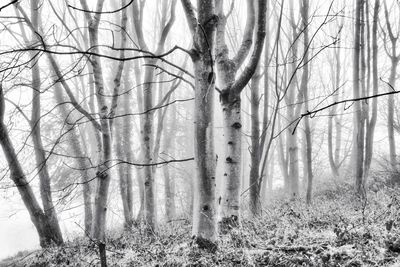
[141,59,157,232]
[249,64,261,216]
[182,0,218,250]
[300,0,313,205]
[29,0,63,243]
[0,87,63,247]
[387,58,398,175]
[219,91,242,228]
[364,0,379,178]
[353,0,365,195]
[163,95,177,221]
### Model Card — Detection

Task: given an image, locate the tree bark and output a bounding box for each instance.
[181,0,218,250]
[215,0,266,230]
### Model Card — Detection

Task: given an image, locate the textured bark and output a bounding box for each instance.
[181,0,218,250]
[216,0,266,230]
[0,87,62,247]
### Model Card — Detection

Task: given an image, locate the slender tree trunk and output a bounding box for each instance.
[364,0,379,178]
[141,59,157,232]
[249,64,261,216]
[163,96,177,221]
[387,58,398,174]
[286,0,301,199]
[353,0,365,195]
[300,0,313,205]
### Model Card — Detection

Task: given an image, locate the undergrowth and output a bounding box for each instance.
[2,183,400,266]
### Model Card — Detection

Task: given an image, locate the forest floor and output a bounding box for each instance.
[1,179,400,267]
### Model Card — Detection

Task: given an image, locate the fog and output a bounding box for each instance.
[0,0,399,265]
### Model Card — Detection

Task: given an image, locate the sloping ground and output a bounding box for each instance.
[2,183,400,267]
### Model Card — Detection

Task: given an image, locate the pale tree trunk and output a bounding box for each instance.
[215,0,266,230]
[0,87,63,247]
[181,0,218,250]
[364,0,379,178]
[286,0,301,199]
[328,30,342,178]
[249,63,261,216]
[163,98,177,221]
[301,0,313,205]
[353,0,365,195]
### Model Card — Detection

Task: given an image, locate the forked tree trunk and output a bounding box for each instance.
[132,0,177,232]
[215,0,266,230]
[29,0,63,243]
[0,86,63,247]
[181,0,218,250]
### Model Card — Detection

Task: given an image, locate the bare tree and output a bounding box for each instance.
[181,0,218,250]
[0,86,63,247]
[216,0,267,230]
